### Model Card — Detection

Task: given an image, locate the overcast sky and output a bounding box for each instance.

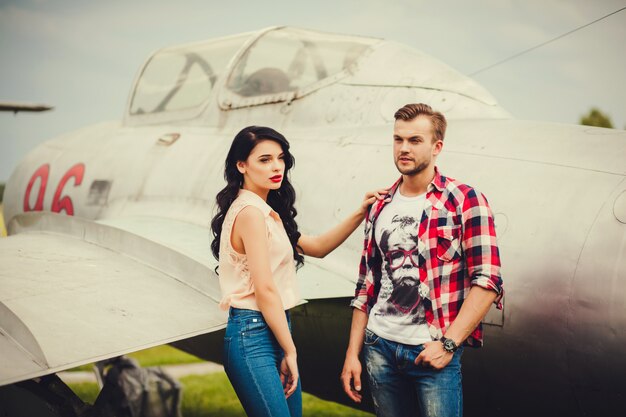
[1,0,625,182]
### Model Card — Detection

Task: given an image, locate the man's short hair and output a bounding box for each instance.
[394,103,447,142]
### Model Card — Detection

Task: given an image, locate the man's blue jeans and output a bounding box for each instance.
[223,308,302,417]
[363,329,464,417]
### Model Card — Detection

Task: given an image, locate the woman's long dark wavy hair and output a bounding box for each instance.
[210,126,304,269]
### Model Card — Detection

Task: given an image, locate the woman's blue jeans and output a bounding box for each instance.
[223,307,302,417]
[363,329,464,417]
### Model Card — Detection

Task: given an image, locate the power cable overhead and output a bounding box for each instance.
[470,6,626,76]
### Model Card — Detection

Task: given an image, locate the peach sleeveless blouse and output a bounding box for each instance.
[218,189,299,311]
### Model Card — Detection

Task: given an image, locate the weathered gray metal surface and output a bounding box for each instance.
[0,213,226,386]
[1,26,625,416]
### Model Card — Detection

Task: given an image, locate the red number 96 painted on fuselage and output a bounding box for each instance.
[24,163,85,216]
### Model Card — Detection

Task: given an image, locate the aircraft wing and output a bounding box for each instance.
[0,212,226,387]
[0,210,348,387]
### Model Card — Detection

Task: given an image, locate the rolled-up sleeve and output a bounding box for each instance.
[461,188,504,309]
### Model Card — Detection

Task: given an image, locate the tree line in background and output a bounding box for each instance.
[579,107,618,129]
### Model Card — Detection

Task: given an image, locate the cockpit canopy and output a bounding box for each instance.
[222,28,376,107]
[128,27,378,122]
[129,32,247,117]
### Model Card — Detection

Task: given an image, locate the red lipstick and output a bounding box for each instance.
[270,175,283,183]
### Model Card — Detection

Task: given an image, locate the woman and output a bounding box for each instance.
[210,126,385,417]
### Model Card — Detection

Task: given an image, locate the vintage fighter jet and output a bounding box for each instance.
[1,26,625,416]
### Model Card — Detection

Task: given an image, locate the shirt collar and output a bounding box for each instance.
[388,166,445,199]
[238,188,266,202]
[238,188,278,218]
[430,166,446,192]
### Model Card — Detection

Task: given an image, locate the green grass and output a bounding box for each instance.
[127,345,204,367]
[69,372,373,417]
[69,382,101,404]
[69,345,203,372]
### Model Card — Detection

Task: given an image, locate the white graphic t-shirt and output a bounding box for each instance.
[367,189,432,345]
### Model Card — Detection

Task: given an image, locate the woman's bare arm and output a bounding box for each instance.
[297,189,387,258]
[234,206,298,396]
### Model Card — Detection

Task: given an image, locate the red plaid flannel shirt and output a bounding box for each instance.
[350,168,503,347]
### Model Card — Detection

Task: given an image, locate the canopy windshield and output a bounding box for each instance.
[222,28,378,108]
[127,28,379,119]
[129,33,249,116]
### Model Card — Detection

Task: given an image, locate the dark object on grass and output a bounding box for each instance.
[94,356,182,417]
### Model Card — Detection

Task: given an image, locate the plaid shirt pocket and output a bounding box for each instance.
[435,225,462,262]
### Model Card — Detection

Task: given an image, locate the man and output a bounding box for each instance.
[341,103,504,417]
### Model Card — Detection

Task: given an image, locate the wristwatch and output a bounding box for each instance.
[441,336,459,353]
